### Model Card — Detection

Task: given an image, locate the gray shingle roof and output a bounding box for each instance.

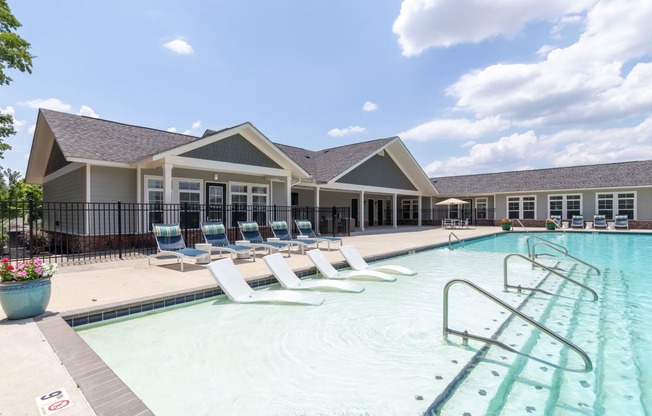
[276,137,395,182]
[41,109,199,164]
[431,160,652,195]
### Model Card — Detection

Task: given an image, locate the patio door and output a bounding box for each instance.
[377,200,383,226]
[351,198,358,228]
[367,199,375,226]
[205,183,226,223]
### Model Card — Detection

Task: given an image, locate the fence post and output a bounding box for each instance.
[28,199,34,256]
[118,201,123,259]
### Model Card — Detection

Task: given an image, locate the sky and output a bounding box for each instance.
[3,0,652,179]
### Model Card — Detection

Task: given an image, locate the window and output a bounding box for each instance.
[401,199,418,220]
[597,192,636,219]
[230,183,269,224]
[178,180,201,228]
[146,177,164,228]
[507,196,536,219]
[476,198,487,219]
[548,194,581,219]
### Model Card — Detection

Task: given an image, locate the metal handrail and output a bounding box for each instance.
[443,278,593,372]
[532,242,601,276]
[504,253,598,301]
[513,218,529,232]
[526,235,568,259]
[553,219,567,232]
[448,232,464,250]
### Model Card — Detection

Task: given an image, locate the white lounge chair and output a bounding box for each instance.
[306,249,396,282]
[339,245,417,276]
[207,258,324,305]
[263,253,364,293]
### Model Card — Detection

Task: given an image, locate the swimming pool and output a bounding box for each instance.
[76,232,651,415]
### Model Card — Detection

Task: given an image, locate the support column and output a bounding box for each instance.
[360,191,365,231]
[286,176,292,225]
[418,196,422,226]
[393,193,398,229]
[163,163,173,223]
[314,186,320,234]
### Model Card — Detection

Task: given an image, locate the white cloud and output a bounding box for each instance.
[19,98,72,112]
[393,0,596,56]
[0,106,25,132]
[28,124,36,135]
[78,105,99,118]
[328,125,365,137]
[399,116,509,142]
[445,0,652,127]
[164,39,194,55]
[426,117,652,176]
[0,106,15,116]
[167,127,177,133]
[362,101,378,112]
[191,121,201,130]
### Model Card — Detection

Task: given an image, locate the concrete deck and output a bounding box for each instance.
[0,226,542,415]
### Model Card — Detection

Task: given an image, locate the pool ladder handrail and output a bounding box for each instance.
[448,232,464,250]
[512,218,529,232]
[504,253,598,301]
[531,242,601,276]
[443,279,593,372]
[526,235,568,259]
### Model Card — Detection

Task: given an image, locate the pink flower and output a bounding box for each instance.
[17,271,27,277]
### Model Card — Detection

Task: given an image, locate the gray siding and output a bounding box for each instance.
[90,167,137,203]
[337,154,417,191]
[43,167,86,202]
[180,134,282,169]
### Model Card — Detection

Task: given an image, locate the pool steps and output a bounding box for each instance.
[432,263,646,416]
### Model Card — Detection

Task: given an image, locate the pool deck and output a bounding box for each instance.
[1,226,635,416]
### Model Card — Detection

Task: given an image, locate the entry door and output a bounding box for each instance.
[367,199,375,226]
[351,198,358,227]
[463,198,472,222]
[377,200,384,226]
[205,183,226,223]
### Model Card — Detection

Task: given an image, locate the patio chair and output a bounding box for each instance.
[268,220,319,254]
[306,249,396,282]
[238,221,292,257]
[339,245,416,276]
[263,253,364,293]
[571,215,584,229]
[614,215,629,230]
[294,220,342,250]
[593,215,608,229]
[149,224,210,272]
[200,222,256,261]
[207,258,324,305]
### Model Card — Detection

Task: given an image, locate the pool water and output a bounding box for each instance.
[76,232,652,415]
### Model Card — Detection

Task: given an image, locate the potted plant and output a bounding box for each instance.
[0,258,57,320]
[545,219,557,230]
[501,218,512,231]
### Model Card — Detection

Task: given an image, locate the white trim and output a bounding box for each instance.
[547,193,582,219]
[330,138,397,183]
[42,162,85,183]
[506,195,537,219]
[318,181,422,196]
[67,157,132,168]
[595,190,637,220]
[163,155,291,178]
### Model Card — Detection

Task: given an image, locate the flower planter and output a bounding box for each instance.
[501,223,512,231]
[546,222,556,230]
[0,278,51,320]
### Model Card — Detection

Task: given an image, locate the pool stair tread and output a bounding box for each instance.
[435,262,610,416]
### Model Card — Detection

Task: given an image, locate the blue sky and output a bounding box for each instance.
[3,0,652,178]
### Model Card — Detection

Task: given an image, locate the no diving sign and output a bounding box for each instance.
[35,388,74,415]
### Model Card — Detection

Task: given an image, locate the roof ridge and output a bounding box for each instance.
[40,108,200,139]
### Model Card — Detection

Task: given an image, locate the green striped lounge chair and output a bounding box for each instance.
[149,224,209,272]
[268,220,319,254]
[593,215,608,229]
[294,220,342,250]
[614,215,629,230]
[237,221,292,257]
[200,222,256,261]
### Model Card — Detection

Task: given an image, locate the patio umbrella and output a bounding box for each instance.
[435,197,469,206]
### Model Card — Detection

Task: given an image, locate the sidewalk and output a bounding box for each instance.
[0,226,498,416]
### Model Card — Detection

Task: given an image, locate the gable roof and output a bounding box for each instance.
[431,160,652,195]
[275,137,395,183]
[39,109,198,164]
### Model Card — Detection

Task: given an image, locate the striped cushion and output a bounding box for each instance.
[295,220,312,229]
[594,215,606,220]
[202,223,225,235]
[239,222,259,232]
[153,225,180,237]
[270,221,288,230]
[615,215,628,221]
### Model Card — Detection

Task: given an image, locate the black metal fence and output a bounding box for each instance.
[0,200,351,265]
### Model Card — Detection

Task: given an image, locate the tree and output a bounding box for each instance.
[0,0,34,159]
